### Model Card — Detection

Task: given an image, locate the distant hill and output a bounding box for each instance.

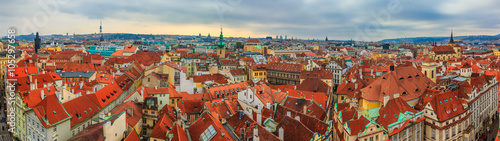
[378,34,500,43]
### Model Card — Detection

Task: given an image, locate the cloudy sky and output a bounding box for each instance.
[1,0,500,41]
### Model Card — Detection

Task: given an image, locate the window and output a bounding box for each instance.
[200,125,217,141]
[445,129,449,139]
[432,129,435,139]
[53,126,57,132]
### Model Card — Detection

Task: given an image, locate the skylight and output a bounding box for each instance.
[200,125,217,141]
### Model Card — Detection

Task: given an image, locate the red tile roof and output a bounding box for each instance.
[177,100,204,114]
[274,105,328,134]
[31,94,71,128]
[150,114,174,139]
[246,39,261,43]
[300,68,333,79]
[86,83,124,108]
[275,115,314,141]
[376,97,418,128]
[63,95,101,127]
[427,91,467,121]
[124,129,140,141]
[296,77,330,93]
[68,122,105,141]
[23,86,56,108]
[267,62,303,72]
[282,97,326,120]
[188,113,235,141]
[108,101,143,128]
[360,66,436,103]
[284,88,328,109]
[170,124,189,141]
[230,68,247,76]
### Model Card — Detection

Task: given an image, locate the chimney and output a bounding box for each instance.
[141,87,144,95]
[355,83,358,89]
[261,86,265,94]
[155,86,158,90]
[278,127,284,140]
[383,96,390,107]
[394,93,400,98]
[370,68,373,76]
[295,116,300,121]
[72,89,75,94]
[266,102,271,109]
[303,105,307,114]
[390,65,395,71]
[257,106,262,125]
[34,78,38,90]
[41,90,45,100]
[80,81,84,89]
[253,125,259,141]
[112,72,115,79]
[126,108,133,116]
[287,111,291,117]
[253,88,256,95]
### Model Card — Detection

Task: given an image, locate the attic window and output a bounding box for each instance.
[399,77,404,80]
[402,92,407,95]
[382,77,386,80]
[415,89,420,92]
[416,74,420,77]
[53,111,56,114]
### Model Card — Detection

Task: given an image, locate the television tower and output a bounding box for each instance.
[99,20,104,41]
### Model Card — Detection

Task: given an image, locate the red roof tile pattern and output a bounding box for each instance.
[178,100,204,114]
[124,129,140,141]
[296,77,330,93]
[23,86,56,108]
[246,39,261,43]
[376,97,418,128]
[86,83,124,108]
[275,115,314,141]
[274,105,328,134]
[300,68,333,79]
[267,62,303,72]
[230,68,247,76]
[188,113,235,141]
[360,66,436,103]
[282,97,326,120]
[31,94,71,128]
[284,88,328,109]
[171,124,189,141]
[63,95,101,127]
[150,114,174,139]
[108,101,143,128]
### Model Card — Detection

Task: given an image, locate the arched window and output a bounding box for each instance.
[432,70,435,78]
[424,70,427,77]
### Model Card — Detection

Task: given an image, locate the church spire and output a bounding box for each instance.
[449,30,456,46]
[218,26,225,49]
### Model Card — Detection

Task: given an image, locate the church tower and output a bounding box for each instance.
[217,26,226,59]
[448,30,462,58]
[422,57,438,82]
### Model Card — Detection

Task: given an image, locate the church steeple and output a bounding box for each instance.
[217,26,226,58]
[217,26,225,49]
[449,30,456,46]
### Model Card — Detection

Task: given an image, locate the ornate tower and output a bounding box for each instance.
[422,57,438,82]
[34,32,41,53]
[217,26,226,59]
[448,30,455,47]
